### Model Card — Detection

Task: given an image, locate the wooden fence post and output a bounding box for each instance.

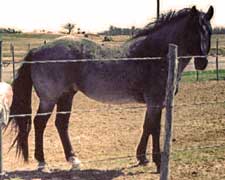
[28,43,31,51]
[160,44,178,180]
[216,39,219,81]
[10,43,16,81]
[0,37,3,175]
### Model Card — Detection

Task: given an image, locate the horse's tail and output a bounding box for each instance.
[8,51,33,161]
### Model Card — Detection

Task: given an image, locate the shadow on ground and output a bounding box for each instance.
[3,168,124,180]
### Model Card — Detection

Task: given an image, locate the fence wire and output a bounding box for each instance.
[1,48,225,173]
[0,54,216,66]
[82,144,225,164]
[1,51,223,119]
[8,99,224,119]
[2,56,163,65]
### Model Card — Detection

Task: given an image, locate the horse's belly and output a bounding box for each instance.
[79,88,144,104]
[75,72,145,104]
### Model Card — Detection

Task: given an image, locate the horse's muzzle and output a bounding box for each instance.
[194,57,208,70]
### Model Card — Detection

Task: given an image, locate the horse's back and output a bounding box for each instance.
[28,37,91,99]
[28,36,121,100]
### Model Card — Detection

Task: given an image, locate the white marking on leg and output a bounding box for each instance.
[68,156,81,170]
[37,162,51,172]
[37,162,46,171]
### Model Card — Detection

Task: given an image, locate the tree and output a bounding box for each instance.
[63,23,75,34]
[77,28,81,34]
[109,25,115,35]
[131,26,136,36]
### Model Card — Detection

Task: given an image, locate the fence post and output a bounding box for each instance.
[216,39,219,81]
[0,39,2,81]
[157,0,160,19]
[160,44,178,180]
[28,43,31,51]
[196,70,199,81]
[0,37,3,176]
[10,43,16,81]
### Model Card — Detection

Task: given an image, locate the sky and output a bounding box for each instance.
[0,0,223,33]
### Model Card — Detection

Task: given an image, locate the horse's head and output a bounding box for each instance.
[187,6,214,70]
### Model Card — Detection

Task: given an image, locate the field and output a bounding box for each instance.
[0,33,225,180]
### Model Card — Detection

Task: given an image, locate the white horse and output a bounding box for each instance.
[0,82,13,126]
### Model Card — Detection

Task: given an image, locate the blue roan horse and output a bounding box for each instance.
[9,6,213,172]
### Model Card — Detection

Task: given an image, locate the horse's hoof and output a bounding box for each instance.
[137,158,149,166]
[37,162,46,171]
[37,162,50,172]
[68,156,81,170]
[156,166,160,174]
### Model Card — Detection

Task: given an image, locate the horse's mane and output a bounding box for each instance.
[133,8,196,39]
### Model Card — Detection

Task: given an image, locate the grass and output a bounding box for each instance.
[210,34,225,55]
[171,146,225,180]
[1,33,62,60]
[172,146,225,163]
[181,69,225,82]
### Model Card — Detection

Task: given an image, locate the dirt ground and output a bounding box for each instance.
[2,81,225,180]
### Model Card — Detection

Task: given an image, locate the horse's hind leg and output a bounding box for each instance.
[34,100,55,170]
[136,107,162,173]
[136,110,151,165]
[55,91,80,169]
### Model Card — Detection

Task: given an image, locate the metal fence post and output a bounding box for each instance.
[216,39,219,81]
[196,70,199,81]
[160,44,178,180]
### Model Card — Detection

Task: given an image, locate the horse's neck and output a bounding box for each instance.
[153,17,189,44]
[124,15,191,58]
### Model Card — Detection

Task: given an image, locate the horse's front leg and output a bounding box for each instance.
[34,100,55,171]
[136,107,162,173]
[55,91,80,170]
[151,108,162,173]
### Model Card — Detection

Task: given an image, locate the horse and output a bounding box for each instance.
[0,82,13,127]
[9,6,213,173]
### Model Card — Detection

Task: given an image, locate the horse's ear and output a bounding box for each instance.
[191,6,197,12]
[205,6,214,21]
[190,6,197,16]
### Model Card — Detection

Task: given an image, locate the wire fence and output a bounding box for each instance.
[2,38,225,82]
[2,53,225,83]
[6,97,224,119]
[77,143,225,165]
[0,39,225,179]
[3,46,225,127]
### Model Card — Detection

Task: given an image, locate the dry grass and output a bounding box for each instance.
[2,81,225,180]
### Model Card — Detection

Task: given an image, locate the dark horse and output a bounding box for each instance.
[9,6,213,172]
